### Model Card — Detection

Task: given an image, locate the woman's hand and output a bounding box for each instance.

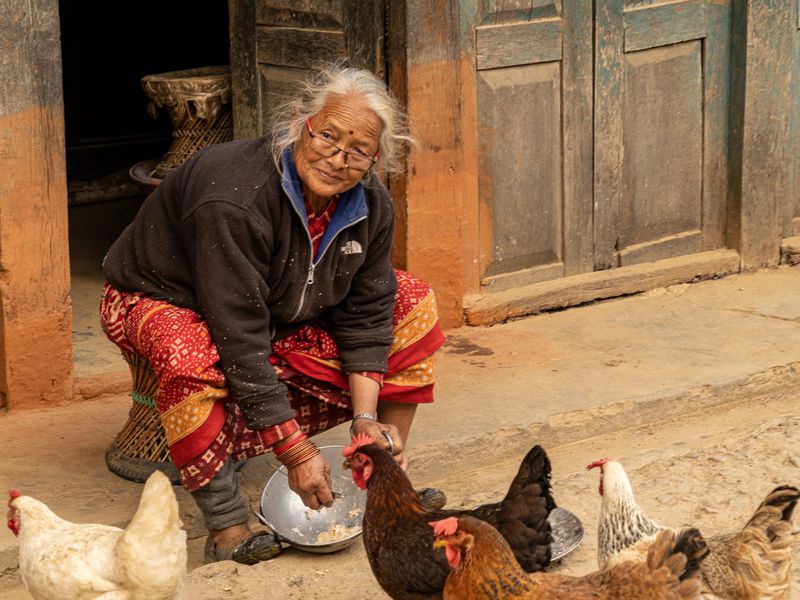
[351,418,408,471]
[287,453,334,510]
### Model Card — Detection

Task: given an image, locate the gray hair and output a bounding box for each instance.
[269,63,415,178]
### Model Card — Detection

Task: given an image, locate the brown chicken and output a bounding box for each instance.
[344,433,556,600]
[588,458,800,599]
[431,515,708,599]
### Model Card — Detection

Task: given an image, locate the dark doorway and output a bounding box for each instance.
[60,2,230,378]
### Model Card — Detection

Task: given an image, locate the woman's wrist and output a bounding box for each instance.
[350,412,378,437]
[272,430,305,455]
[275,437,319,468]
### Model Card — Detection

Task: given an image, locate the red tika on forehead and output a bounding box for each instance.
[342,432,375,458]
[429,517,459,537]
[586,458,609,471]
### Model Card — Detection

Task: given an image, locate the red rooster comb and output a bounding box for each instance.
[7,489,21,537]
[586,457,609,471]
[343,432,375,458]
[429,517,459,537]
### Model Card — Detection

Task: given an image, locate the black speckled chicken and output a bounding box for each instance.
[588,457,799,599]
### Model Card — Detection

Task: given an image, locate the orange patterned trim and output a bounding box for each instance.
[384,355,436,388]
[390,291,438,354]
[161,385,229,444]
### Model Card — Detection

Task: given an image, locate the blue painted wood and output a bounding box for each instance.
[593,0,625,270]
[701,0,732,250]
[562,0,594,275]
[623,0,706,52]
[595,0,731,269]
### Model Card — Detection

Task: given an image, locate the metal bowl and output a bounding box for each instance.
[256,445,365,554]
[548,507,584,562]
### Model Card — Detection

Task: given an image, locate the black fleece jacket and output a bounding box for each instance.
[103,136,397,430]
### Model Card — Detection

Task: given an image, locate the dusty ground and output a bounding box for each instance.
[4,388,796,599]
[187,390,800,599]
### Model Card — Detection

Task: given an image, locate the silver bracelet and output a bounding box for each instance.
[352,412,378,423]
[350,413,377,436]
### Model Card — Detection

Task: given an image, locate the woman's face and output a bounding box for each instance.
[294,95,383,204]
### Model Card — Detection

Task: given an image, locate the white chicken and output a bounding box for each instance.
[587,458,799,599]
[7,469,186,600]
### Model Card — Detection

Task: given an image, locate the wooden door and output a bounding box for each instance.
[230,0,384,137]
[594,0,732,268]
[475,0,732,290]
[475,1,594,291]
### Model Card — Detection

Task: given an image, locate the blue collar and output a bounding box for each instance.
[280,148,369,259]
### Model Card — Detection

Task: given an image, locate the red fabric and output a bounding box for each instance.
[259,418,300,449]
[352,371,384,387]
[100,269,444,491]
[304,195,339,257]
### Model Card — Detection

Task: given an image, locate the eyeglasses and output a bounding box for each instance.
[305,118,379,171]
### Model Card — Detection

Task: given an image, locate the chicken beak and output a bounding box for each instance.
[432,539,448,550]
[342,459,351,470]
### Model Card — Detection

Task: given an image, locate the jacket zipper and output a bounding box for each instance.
[283,180,367,321]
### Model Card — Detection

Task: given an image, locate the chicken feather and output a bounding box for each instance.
[589,458,799,599]
[433,515,708,599]
[7,470,186,600]
[344,440,555,600]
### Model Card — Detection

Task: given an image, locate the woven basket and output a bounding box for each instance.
[105,352,181,485]
[141,66,233,179]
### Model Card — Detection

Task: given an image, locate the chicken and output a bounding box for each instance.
[588,457,799,599]
[343,433,555,600]
[6,469,186,600]
[431,515,708,599]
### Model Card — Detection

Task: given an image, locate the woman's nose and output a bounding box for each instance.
[327,149,349,169]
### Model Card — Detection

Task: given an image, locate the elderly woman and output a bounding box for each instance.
[99,64,445,565]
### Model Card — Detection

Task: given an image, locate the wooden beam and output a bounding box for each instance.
[229,0,260,137]
[593,0,625,271]
[561,0,594,276]
[733,1,793,268]
[0,0,73,408]
[401,0,476,328]
[464,249,741,326]
[386,0,409,270]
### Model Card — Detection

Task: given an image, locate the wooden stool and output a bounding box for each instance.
[105,352,181,485]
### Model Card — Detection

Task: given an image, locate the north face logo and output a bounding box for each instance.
[340,240,363,255]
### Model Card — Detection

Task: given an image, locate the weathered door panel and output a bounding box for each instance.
[476,1,594,290]
[595,0,731,268]
[251,0,384,134]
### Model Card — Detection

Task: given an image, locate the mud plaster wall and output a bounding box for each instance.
[0,0,73,409]
[402,1,480,329]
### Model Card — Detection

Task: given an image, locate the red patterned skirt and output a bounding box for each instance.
[100,270,445,491]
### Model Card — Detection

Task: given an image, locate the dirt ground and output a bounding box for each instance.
[189,389,800,599]
[5,388,796,599]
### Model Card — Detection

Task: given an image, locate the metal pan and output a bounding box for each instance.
[256,445,365,554]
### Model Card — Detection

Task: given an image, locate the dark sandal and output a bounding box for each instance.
[417,487,447,510]
[204,531,283,565]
